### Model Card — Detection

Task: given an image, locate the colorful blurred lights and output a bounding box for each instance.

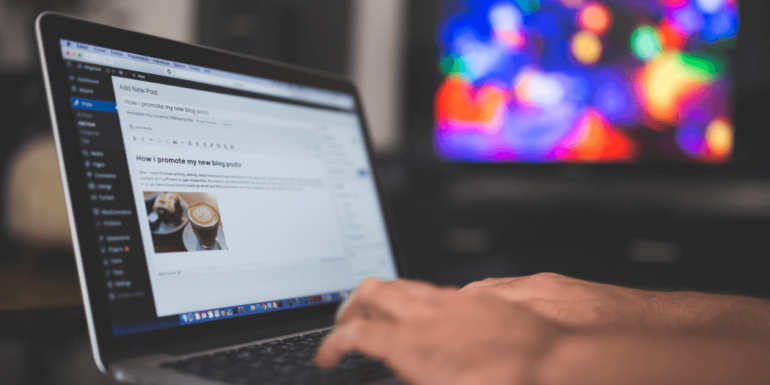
[571,31,603,65]
[514,69,566,108]
[435,0,736,163]
[578,3,612,35]
[673,6,705,35]
[559,0,585,8]
[706,12,737,40]
[436,76,506,133]
[659,19,687,49]
[557,109,637,161]
[660,0,688,7]
[639,53,717,125]
[694,0,726,14]
[489,3,527,49]
[705,118,732,157]
[676,125,706,156]
[631,26,661,61]
[489,2,523,33]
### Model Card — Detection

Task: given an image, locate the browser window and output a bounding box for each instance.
[60,40,398,335]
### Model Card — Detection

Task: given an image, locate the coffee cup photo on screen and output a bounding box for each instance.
[143,192,228,252]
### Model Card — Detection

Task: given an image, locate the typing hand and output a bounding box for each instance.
[314,278,567,385]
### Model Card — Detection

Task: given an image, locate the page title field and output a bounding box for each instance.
[135,154,242,168]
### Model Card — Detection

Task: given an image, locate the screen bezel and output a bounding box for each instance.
[36,12,407,365]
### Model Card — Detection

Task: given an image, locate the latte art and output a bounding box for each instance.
[189,205,218,227]
[187,203,220,249]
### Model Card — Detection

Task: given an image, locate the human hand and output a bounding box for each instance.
[462,273,671,331]
[314,278,568,385]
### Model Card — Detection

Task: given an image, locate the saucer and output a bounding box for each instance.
[183,224,228,251]
[145,193,189,235]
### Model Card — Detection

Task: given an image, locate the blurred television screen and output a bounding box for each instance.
[434,0,738,163]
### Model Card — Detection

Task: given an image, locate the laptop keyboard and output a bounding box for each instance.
[161,330,394,384]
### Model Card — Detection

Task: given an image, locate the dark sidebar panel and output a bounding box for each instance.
[64,59,165,331]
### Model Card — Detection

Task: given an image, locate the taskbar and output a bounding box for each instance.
[179,289,352,325]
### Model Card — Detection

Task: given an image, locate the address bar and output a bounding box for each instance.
[175,70,294,99]
[175,69,355,110]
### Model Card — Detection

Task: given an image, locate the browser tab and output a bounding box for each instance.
[59,38,356,110]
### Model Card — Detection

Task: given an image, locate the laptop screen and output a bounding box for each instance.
[58,39,398,336]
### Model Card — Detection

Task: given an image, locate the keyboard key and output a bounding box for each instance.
[163,335,391,384]
[296,340,318,348]
[276,344,303,352]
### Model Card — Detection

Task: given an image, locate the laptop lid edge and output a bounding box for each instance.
[35,11,108,374]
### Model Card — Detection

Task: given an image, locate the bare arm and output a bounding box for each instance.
[540,332,770,385]
[316,279,770,385]
[462,273,770,337]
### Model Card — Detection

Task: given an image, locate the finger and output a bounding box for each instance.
[336,279,447,326]
[315,319,399,369]
[336,279,445,322]
[392,279,453,300]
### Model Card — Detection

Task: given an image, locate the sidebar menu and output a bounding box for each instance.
[64,60,159,325]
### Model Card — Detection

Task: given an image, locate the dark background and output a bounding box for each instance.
[2,0,770,383]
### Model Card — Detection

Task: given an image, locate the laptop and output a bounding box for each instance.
[36,12,405,385]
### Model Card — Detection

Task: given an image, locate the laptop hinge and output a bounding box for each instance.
[103,315,334,366]
[160,315,334,356]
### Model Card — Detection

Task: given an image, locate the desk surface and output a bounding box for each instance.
[0,264,82,312]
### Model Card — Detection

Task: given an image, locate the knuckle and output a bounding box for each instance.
[531,272,564,285]
[357,278,383,296]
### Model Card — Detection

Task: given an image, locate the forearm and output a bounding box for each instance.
[644,290,770,337]
[537,331,770,385]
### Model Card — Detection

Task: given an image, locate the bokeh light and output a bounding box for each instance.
[638,53,718,124]
[578,3,612,35]
[436,75,507,133]
[631,26,661,61]
[435,0,738,163]
[571,31,603,65]
[658,19,687,49]
[705,117,733,158]
[559,0,585,8]
[660,0,688,7]
[695,0,726,14]
[489,2,523,32]
[514,68,567,107]
[555,109,637,161]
